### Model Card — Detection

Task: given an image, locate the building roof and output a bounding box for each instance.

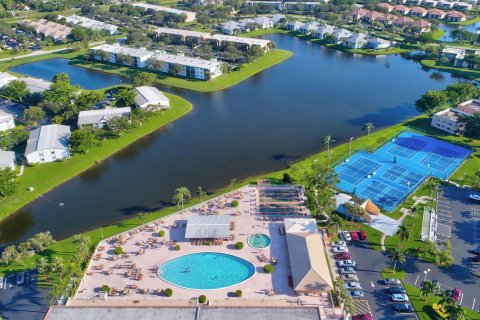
[254,16,273,25]
[151,52,221,70]
[301,21,320,30]
[394,16,414,24]
[284,218,318,234]
[271,14,286,23]
[316,24,335,33]
[287,20,305,28]
[77,107,131,126]
[185,215,231,239]
[22,77,52,93]
[62,15,119,33]
[393,4,410,11]
[456,99,480,115]
[154,27,210,39]
[413,19,432,28]
[92,44,153,59]
[24,19,72,39]
[427,8,446,15]
[445,10,466,18]
[410,6,428,13]
[132,2,196,18]
[221,21,241,31]
[0,150,15,169]
[210,34,271,47]
[285,219,333,292]
[25,124,70,155]
[134,86,169,107]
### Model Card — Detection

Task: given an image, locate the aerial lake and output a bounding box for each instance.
[438,21,480,42]
[0,34,467,244]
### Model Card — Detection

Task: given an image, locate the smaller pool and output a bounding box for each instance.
[247,233,272,249]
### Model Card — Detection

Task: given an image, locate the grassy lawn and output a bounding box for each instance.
[0,94,192,221]
[381,268,479,320]
[432,28,446,40]
[421,59,480,82]
[69,49,293,92]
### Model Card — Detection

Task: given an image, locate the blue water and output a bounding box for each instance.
[157,252,256,289]
[247,233,272,249]
[334,131,471,211]
[9,58,129,89]
[438,22,480,42]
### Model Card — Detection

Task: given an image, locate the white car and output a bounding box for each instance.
[333,246,349,253]
[339,267,356,274]
[469,194,480,203]
[337,260,356,267]
[333,240,347,247]
[342,274,359,281]
[345,282,362,290]
[392,294,410,302]
[342,231,352,241]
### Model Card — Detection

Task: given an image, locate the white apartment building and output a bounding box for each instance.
[431,99,480,134]
[25,124,71,164]
[132,3,196,22]
[61,15,119,35]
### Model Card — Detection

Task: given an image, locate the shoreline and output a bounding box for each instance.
[0,93,193,222]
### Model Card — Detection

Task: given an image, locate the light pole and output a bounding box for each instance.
[423,268,431,283]
[349,137,353,158]
[427,163,430,176]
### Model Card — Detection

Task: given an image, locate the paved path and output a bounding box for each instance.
[0,41,105,62]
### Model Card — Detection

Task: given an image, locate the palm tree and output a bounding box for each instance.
[323,135,332,167]
[196,186,207,202]
[445,302,466,320]
[397,223,410,248]
[420,280,435,302]
[438,290,456,308]
[137,212,145,226]
[327,215,344,235]
[173,187,191,213]
[362,122,374,135]
[389,248,406,273]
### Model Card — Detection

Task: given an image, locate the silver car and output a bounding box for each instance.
[345,282,362,290]
[339,267,356,274]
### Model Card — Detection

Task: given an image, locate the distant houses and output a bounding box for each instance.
[220,16,279,34]
[379,0,472,11]
[132,2,196,22]
[77,107,131,129]
[0,109,15,132]
[351,8,433,32]
[25,124,71,164]
[134,86,170,110]
[431,99,480,134]
[0,150,15,170]
[23,19,72,42]
[441,47,480,68]
[60,15,120,35]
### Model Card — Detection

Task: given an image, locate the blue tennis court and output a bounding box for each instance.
[334,131,471,212]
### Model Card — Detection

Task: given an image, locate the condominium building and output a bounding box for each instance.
[24,19,72,41]
[431,99,480,134]
[132,3,196,22]
[61,15,119,35]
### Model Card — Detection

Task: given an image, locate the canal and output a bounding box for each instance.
[0,33,465,244]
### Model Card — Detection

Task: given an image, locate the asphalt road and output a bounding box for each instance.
[0,270,49,320]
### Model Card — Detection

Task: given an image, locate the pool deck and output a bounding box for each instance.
[72,186,337,314]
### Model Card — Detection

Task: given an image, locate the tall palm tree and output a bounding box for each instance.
[327,215,344,235]
[445,302,466,320]
[173,187,191,213]
[420,280,435,302]
[438,290,456,308]
[389,248,406,273]
[196,186,207,202]
[324,135,332,167]
[397,223,410,248]
[362,122,374,135]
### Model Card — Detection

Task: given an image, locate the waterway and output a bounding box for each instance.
[438,21,480,42]
[0,34,465,244]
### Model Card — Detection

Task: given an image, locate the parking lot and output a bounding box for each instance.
[0,270,49,320]
[404,185,480,312]
[329,232,416,320]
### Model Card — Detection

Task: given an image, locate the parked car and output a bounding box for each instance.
[345,282,362,290]
[339,267,356,274]
[334,252,352,260]
[349,290,364,298]
[332,240,347,247]
[451,288,462,301]
[350,231,359,241]
[383,278,402,286]
[358,230,367,240]
[389,286,406,294]
[392,293,410,302]
[392,303,415,313]
[333,246,349,253]
[342,273,359,281]
[353,314,372,320]
[469,194,480,203]
[342,231,352,241]
[337,260,356,267]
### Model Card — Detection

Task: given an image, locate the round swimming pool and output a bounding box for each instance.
[247,233,272,249]
[157,252,256,290]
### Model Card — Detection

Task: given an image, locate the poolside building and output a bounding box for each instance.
[184,216,232,240]
[77,107,131,129]
[0,150,15,170]
[61,15,119,35]
[134,86,170,110]
[24,19,72,42]
[132,3,196,22]
[284,219,333,294]
[0,72,17,87]
[25,124,71,164]
[0,109,15,132]
[431,99,480,134]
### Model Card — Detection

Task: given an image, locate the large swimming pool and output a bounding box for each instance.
[157,252,256,290]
